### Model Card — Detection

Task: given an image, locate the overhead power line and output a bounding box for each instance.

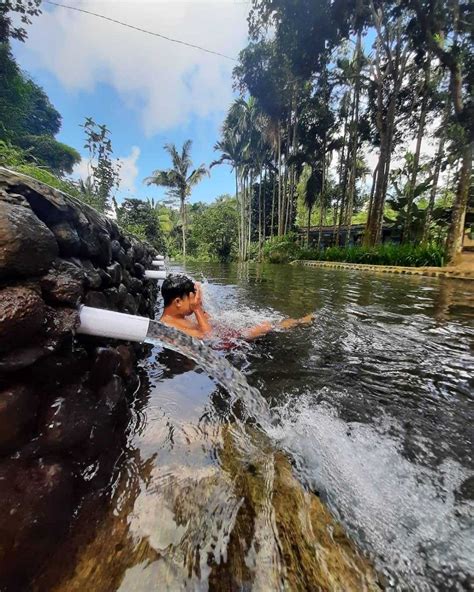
[44,0,238,62]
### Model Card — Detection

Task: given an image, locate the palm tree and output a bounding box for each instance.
[211,135,245,256]
[213,97,271,260]
[145,140,207,258]
[304,167,322,246]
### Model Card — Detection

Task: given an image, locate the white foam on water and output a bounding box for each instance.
[268,395,474,591]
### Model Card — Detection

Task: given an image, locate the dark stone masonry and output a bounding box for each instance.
[0,168,159,589]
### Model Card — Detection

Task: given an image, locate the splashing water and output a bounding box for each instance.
[145,320,271,426]
[200,277,283,334]
[269,396,474,591]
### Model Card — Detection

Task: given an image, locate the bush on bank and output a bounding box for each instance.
[263,236,445,267]
[301,244,445,267]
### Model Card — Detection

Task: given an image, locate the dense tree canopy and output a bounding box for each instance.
[0,43,80,174]
[209,0,473,262]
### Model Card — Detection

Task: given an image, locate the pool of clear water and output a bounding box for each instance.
[36,263,474,591]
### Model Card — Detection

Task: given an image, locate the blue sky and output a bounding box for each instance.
[12,0,250,204]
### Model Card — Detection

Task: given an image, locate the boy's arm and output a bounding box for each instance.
[243,314,315,340]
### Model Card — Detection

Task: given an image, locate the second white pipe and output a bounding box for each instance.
[145,269,167,280]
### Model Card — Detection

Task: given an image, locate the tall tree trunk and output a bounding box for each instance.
[446,141,472,263]
[258,173,262,258]
[288,167,296,234]
[248,173,253,257]
[235,168,242,260]
[180,197,186,259]
[404,60,431,243]
[345,31,363,247]
[281,113,291,235]
[277,125,282,236]
[317,203,324,250]
[241,174,246,260]
[422,133,445,243]
[366,163,378,235]
[364,18,408,246]
[262,168,266,254]
[271,171,276,238]
[336,104,351,246]
[307,206,312,246]
[317,134,328,250]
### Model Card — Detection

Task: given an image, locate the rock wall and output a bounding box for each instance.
[0,168,160,590]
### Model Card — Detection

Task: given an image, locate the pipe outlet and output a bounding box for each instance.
[145,269,167,280]
[77,306,150,342]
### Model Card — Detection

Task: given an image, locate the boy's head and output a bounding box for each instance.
[161,274,196,316]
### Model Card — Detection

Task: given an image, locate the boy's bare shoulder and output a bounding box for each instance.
[161,314,191,329]
[160,314,207,339]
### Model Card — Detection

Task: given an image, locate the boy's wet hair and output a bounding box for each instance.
[161,274,196,307]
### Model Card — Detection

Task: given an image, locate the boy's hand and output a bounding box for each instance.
[190,282,203,312]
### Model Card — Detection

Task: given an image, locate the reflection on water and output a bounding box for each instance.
[33,264,474,591]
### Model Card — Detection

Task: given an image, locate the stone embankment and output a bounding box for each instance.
[0,168,159,589]
[293,259,474,280]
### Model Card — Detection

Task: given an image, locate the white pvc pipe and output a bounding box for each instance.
[154,255,165,261]
[152,260,166,268]
[77,306,149,342]
[145,269,167,280]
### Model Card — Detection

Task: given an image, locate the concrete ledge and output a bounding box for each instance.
[292,260,474,281]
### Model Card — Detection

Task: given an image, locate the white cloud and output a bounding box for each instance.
[16,0,248,136]
[117,145,141,195]
[72,145,141,197]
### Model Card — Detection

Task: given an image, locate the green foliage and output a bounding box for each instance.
[81,117,121,213]
[0,42,80,175]
[0,141,97,210]
[0,44,61,141]
[0,0,42,43]
[13,163,83,197]
[299,244,445,267]
[191,196,238,262]
[263,233,302,263]
[116,198,166,252]
[16,134,80,174]
[0,139,26,166]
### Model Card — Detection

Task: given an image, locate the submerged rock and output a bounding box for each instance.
[38,384,97,451]
[99,375,125,413]
[89,347,121,388]
[116,345,136,379]
[0,458,74,590]
[0,383,39,453]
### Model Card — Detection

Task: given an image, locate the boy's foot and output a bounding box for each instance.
[298,313,316,325]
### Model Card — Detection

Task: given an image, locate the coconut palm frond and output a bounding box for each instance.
[187,164,208,188]
[144,170,175,187]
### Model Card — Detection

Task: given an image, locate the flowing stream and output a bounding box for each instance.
[34,263,474,592]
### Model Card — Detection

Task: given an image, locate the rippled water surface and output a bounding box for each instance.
[38,263,474,591]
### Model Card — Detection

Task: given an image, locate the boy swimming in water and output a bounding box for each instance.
[160,274,314,340]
